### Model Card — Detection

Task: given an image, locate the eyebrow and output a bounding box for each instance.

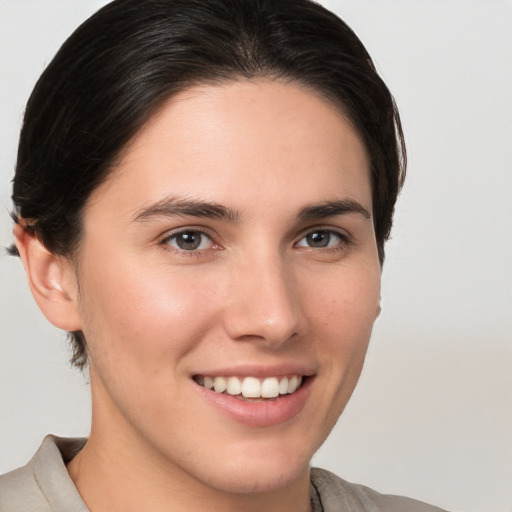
[297,199,371,222]
[133,196,240,223]
[133,196,370,224]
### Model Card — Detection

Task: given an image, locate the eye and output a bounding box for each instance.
[164,230,214,251]
[295,229,346,249]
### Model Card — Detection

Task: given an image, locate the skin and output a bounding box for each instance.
[17,79,381,512]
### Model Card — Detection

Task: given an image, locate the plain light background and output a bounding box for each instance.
[1,1,511,511]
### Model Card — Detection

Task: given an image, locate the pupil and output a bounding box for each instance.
[307,231,329,247]
[177,232,201,250]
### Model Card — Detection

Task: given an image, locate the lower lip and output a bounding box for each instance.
[194,378,313,427]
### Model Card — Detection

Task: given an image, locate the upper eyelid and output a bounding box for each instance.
[159,229,219,256]
[159,226,216,243]
[295,225,351,241]
[157,225,351,249]
[293,227,353,251]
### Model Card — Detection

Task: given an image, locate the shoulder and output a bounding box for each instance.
[0,435,87,512]
[0,462,51,511]
[311,467,450,512]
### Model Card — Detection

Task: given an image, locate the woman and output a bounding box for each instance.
[0,0,448,510]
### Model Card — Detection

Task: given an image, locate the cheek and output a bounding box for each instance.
[77,257,222,371]
[76,260,227,430]
[307,262,380,340]
[305,262,380,396]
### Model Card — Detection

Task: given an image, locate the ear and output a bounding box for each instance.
[375,296,382,319]
[14,223,82,331]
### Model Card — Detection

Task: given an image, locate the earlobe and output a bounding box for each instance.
[375,296,382,319]
[14,223,82,331]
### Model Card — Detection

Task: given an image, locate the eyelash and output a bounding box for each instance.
[294,228,351,251]
[159,228,217,257]
[158,227,352,256]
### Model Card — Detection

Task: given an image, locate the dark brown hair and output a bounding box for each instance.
[10,0,406,368]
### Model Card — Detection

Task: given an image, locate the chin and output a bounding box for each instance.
[186,440,313,495]
[204,460,309,495]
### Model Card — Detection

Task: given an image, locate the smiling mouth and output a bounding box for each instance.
[193,375,304,400]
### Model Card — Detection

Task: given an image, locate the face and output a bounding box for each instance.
[72,80,380,494]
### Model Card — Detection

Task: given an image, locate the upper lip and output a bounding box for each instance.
[191,363,317,379]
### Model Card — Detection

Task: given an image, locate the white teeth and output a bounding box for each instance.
[213,376,227,393]
[204,376,214,390]
[279,377,289,395]
[242,377,261,398]
[261,377,279,398]
[227,376,242,395]
[288,375,299,394]
[199,374,304,398]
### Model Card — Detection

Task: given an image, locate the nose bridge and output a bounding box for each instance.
[223,246,301,346]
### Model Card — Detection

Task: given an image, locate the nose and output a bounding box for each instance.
[222,251,303,347]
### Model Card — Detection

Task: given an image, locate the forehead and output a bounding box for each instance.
[87,79,372,222]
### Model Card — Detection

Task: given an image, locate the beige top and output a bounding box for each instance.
[0,435,449,511]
